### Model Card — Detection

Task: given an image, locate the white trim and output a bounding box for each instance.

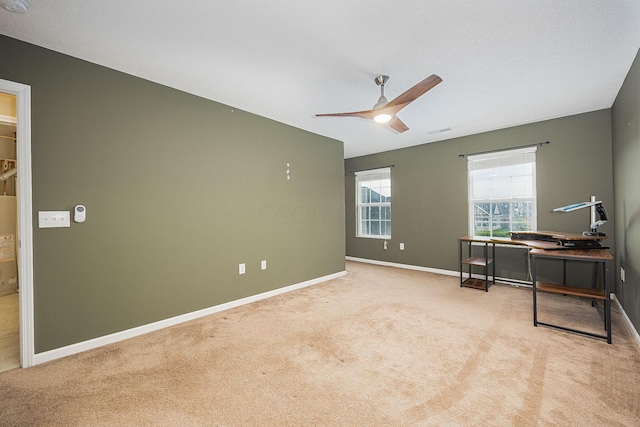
[0,78,35,368]
[612,294,640,350]
[33,270,346,365]
[355,167,391,239]
[346,257,640,350]
[346,256,458,277]
[345,256,522,285]
[467,146,537,237]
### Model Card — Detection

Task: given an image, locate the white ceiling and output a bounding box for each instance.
[1,1,639,158]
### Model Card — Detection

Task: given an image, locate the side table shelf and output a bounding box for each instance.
[459,237,496,292]
[535,282,605,300]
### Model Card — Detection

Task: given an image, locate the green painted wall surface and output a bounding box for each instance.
[612,48,640,333]
[0,35,345,353]
[345,110,614,286]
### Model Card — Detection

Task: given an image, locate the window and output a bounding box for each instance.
[356,168,391,238]
[468,147,536,237]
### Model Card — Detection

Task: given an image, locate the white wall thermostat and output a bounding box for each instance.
[74,205,86,223]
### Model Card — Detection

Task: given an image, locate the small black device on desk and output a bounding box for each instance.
[509,230,608,250]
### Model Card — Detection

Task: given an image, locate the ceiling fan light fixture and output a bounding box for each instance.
[373,113,392,123]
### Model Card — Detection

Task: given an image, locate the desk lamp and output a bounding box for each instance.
[553,196,608,237]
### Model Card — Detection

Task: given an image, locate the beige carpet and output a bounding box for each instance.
[1,261,639,426]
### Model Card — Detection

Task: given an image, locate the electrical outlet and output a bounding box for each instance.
[621,267,625,282]
[400,243,405,250]
[239,263,245,275]
[261,260,267,270]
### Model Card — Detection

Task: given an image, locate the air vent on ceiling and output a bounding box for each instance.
[427,127,451,135]
[1,0,29,14]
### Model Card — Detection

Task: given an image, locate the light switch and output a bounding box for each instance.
[38,211,71,228]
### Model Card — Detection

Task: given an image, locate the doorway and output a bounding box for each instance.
[0,92,19,371]
[0,78,34,369]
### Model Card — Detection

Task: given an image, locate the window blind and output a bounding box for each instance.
[467,146,537,171]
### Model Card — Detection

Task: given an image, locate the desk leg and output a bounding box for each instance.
[468,242,472,282]
[484,243,489,292]
[492,243,496,285]
[605,260,611,344]
[459,240,463,287]
[532,254,538,326]
[600,261,606,329]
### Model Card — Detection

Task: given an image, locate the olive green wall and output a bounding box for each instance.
[612,48,640,334]
[0,35,345,353]
[345,110,614,286]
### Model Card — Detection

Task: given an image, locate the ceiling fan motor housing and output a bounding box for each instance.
[373,75,390,109]
[375,75,390,87]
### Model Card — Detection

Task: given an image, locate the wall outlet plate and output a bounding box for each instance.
[261,260,267,270]
[239,263,245,275]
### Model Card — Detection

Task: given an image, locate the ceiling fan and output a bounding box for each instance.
[316,74,442,133]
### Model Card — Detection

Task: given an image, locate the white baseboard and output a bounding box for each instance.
[345,256,533,286]
[612,294,640,350]
[345,256,458,277]
[346,256,640,349]
[33,270,347,366]
[34,262,639,365]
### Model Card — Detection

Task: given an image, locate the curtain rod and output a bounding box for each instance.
[349,164,395,174]
[458,141,549,158]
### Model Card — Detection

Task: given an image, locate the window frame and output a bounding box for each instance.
[355,167,391,239]
[467,147,537,238]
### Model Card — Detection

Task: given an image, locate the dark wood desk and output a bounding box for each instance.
[458,232,613,343]
[530,248,612,344]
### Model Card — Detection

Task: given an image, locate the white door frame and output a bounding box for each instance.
[0,78,34,368]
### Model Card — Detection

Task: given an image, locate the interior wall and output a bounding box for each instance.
[612,48,640,334]
[345,110,614,287]
[0,35,345,353]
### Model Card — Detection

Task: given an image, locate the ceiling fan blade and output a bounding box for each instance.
[315,74,441,132]
[315,110,376,120]
[388,116,409,133]
[385,74,442,114]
